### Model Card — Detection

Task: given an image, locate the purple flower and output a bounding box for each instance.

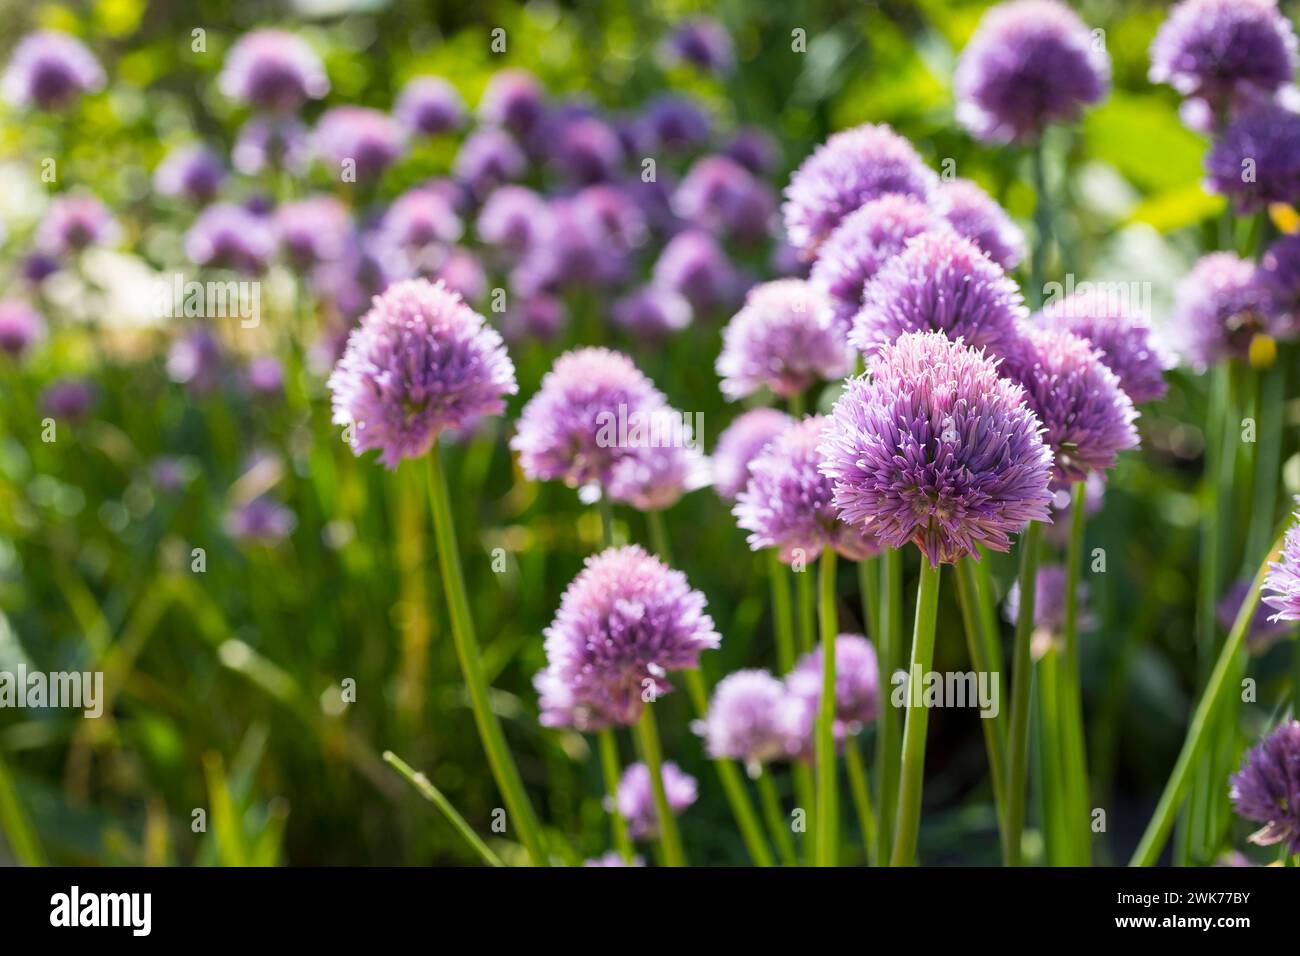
[849,230,1027,360]
[435,247,487,303]
[1205,101,1300,212]
[1229,719,1300,855]
[479,69,546,137]
[932,178,1025,271]
[535,545,720,730]
[41,378,95,420]
[717,279,851,401]
[612,286,693,343]
[605,414,707,513]
[328,279,517,469]
[316,230,409,320]
[394,76,466,136]
[154,145,226,204]
[711,408,793,501]
[725,127,780,176]
[1003,563,1093,638]
[673,154,775,244]
[3,31,104,110]
[697,669,798,765]
[167,327,224,395]
[510,193,633,295]
[652,229,737,313]
[782,122,937,256]
[453,128,527,197]
[1043,471,1105,548]
[735,415,882,564]
[511,347,665,492]
[314,107,406,183]
[21,252,61,285]
[504,295,567,343]
[640,94,712,153]
[819,331,1053,567]
[785,635,880,755]
[584,852,645,867]
[275,196,351,270]
[476,185,552,255]
[233,116,310,175]
[0,301,43,358]
[1005,326,1139,488]
[1170,252,1278,369]
[1263,504,1300,622]
[246,355,284,397]
[1218,578,1292,654]
[149,456,191,494]
[185,203,275,274]
[661,18,735,75]
[224,497,296,545]
[1037,289,1169,404]
[1150,0,1298,106]
[218,29,328,112]
[380,187,464,265]
[955,0,1110,144]
[549,116,625,184]
[37,193,119,255]
[1260,232,1300,335]
[616,761,698,840]
[810,194,940,341]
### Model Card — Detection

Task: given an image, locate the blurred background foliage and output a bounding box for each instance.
[0,0,1296,865]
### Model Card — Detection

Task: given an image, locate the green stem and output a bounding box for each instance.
[426,448,548,866]
[1130,529,1286,866]
[598,493,615,549]
[770,551,796,673]
[1029,140,1052,310]
[890,557,942,866]
[875,547,904,864]
[1059,480,1091,865]
[633,705,687,867]
[597,729,635,862]
[796,559,815,654]
[1006,520,1043,867]
[1244,360,1284,570]
[815,547,839,866]
[383,751,504,867]
[954,557,1008,858]
[756,768,799,866]
[683,670,775,867]
[647,508,672,563]
[1038,648,1069,865]
[858,556,880,642]
[788,390,805,417]
[844,737,877,863]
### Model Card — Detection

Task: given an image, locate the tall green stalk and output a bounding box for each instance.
[770,551,796,673]
[954,557,1008,856]
[875,547,904,864]
[1058,480,1091,864]
[796,560,815,654]
[815,547,839,866]
[844,737,877,863]
[756,769,798,866]
[1006,520,1043,866]
[426,448,548,866]
[890,558,942,867]
[1130,528,1285,865]
[1029,141,1052,310]
[633,705,686,867]
[597,729,635,862]
[383,751,504,867]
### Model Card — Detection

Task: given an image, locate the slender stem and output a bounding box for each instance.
[683,670,775,867]
[858,556,880,641]
[1130,529,1286,866]
[874,547,903,864]
[1038,647,1069,865]
[954,557,1008,857]
[796,559,815,654]
[815,547,839,866]
[1029,140,1052,310]
[597,730,635,862]
[788,390,805,418]
[756,768,799,866]
[0,751,45,866]
[1059,480,1091,865]
[844,737,877,863]
[426,448,548,866]
[1244,360,1284,569]
[598,492,615,549]
[383,751,504,867]
[770,551,796,673]
[633,705,686,867]
[1197,363,1232,673]
[647,509,672,563]
[890,557,942,866]
[1006,520,1043,867]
